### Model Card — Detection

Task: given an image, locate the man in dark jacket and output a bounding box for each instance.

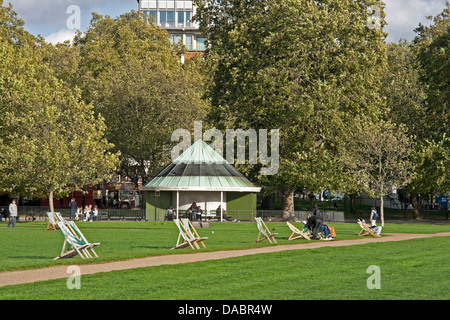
[306,213,323,240]
[69,198,78,220]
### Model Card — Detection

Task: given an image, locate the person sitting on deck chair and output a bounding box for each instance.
[364,218,382,236]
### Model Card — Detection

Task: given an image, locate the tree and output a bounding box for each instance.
[400,4,450,217]
[0,2,119,211]
[72,11,209,185]
[195,0,388,219]
[340,117,415,225]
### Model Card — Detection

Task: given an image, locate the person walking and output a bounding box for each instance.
[69,198,78,220]
[369,206,379,227]
[7,199,18,228]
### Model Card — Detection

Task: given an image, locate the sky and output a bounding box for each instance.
[2,0,448,44]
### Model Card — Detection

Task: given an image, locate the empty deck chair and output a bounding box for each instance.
[182,219,207,249]
[255,217,278,243]
[46,212,60,230]
[286,222,311,240]
[357,219,381,238]
[53,221,100,260]
[171,219,208,250]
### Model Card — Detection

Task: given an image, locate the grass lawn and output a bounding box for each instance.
[0,220,449,300]
[0,236,448,300]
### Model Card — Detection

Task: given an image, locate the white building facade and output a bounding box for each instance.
[137,0,207,52]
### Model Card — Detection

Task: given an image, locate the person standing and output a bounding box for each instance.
[370,206,379,227]
[7,199,18,228]
[189,202,199,221]
[69,198,78,220]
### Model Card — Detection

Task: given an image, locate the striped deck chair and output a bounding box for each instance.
[171,219,208,250]
[54,212,67,224]
[286,222,311,240]
[46,212,60,230]
[182,219,207,249]
[357,219,381,238]
[53,221,100,260]
[255,217,277,243]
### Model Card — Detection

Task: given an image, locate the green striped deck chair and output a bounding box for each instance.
[46,212,60,230]
[286,221,311,241]
[182,218,207,249]
[255,217,277,243]
[53,221,100,260]
[171,219,207,250]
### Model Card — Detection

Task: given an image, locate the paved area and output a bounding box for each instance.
[1,232,449,288]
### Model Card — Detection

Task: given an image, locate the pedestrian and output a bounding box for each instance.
[370,206,379,227]
[69,198,78,220]
[189,202,199,221]
[7,199,18,228]
[312,205,321,216]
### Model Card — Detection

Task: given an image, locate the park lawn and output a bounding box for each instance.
[0,220,449,273]
[0,236,448,300]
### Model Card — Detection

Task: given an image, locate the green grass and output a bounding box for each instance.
[0,220,449,272]
[0,220,449,300]
[0,236,448,300]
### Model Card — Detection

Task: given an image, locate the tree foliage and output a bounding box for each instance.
[0,2,119,211]
[195,0,388,218]
[71,11,210,184]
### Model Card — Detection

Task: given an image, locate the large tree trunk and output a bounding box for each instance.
[49,189,54,213]
[411,192,420,219]
[350,194,357,215]
[282,189,295,221]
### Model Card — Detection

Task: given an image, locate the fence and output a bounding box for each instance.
[4,205,446,223]
[1,206,145,222]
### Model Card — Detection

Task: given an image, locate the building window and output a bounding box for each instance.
[196,37,207,51]
[176,11,193,28]
[185,35,193,50]
[170,34,183,45]
[160,11,175,28]
[149,11,157,24]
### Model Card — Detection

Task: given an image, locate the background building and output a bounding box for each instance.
[137,0,207,57]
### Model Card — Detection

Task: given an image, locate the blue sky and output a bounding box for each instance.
[3,0,448,44]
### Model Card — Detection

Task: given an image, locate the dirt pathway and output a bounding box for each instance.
[1,232,449,288]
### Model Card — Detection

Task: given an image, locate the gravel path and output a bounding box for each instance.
[1,232,449,288]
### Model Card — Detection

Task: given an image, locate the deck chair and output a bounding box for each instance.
[357,219,381,238]
[255,217,278,243]
[46,212,60,230]
[286,222,311,240]
[182,219,207,249]
[171,219,208,250]
[54,212,67,224]
[53,221,100,260]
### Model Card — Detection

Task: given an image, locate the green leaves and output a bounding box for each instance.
[0,3,119,203]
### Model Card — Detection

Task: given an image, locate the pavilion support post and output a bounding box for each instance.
[176,191,179,219]
[220,191,223,222]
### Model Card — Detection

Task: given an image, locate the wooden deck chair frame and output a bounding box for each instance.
[46,212,60,230]
[357,220,381,238]
[255,217,278,243]
[171,219,207,250]
[286,222,311,240]
[182,219,207,249]
[53,221,100,260]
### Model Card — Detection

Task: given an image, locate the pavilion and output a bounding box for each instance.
[140,140,261,221]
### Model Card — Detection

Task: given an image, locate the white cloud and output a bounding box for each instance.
[45,29,77,44]
[384,0,447,42]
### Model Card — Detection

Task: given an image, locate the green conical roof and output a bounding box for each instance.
[141,140,261,192]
